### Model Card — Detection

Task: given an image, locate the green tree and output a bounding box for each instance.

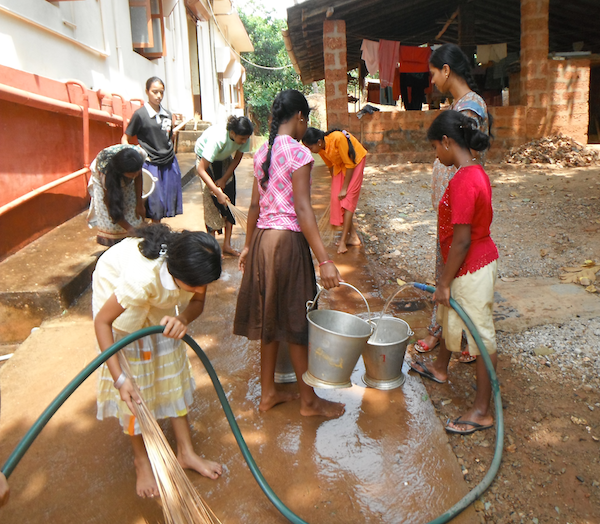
[239,3,310,135]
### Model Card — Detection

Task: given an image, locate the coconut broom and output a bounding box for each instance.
[227,202,248,233]
[119,355,221,524]
[317,203,335,246]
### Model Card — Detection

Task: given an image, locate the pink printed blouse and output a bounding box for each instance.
[254,135,314,232]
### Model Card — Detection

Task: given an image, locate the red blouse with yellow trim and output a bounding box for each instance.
[438,164,498,277]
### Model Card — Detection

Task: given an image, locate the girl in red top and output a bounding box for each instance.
[411,110,499,435]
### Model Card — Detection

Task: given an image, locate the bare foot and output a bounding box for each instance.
[134,455,159,498]
[223,245,240,257]
[259,389,300,412]
[300,397,345,418]
[337,241,348,254]
[345,233,361,246]
[178,450,223,480]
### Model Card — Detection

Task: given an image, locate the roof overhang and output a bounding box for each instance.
[285,0,600,84]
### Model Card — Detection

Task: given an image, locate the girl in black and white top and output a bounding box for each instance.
[122,77,183,222]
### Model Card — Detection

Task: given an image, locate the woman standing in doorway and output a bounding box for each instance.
[122,77,183,222]
[413,43,492,364]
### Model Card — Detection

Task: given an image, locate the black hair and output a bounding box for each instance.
[302,127,357,164]
[226,115,254,136]
[429,44,479,94]
[261,89,310,189]
[427,110,491,152]
[145,76,165,91]
[104,148,144,223]
[429,43,494,137]
[135,224,222,287]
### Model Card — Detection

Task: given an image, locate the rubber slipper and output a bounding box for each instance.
[445,416,493,435]
[414,339,440,354]
[410,360,446,384]
[458,350,476,364]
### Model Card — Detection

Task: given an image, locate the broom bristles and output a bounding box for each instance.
[317,203,335,246]
[119,356,221,524]
[227,202,248,233]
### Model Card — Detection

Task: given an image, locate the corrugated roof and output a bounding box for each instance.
[285,0,600,84]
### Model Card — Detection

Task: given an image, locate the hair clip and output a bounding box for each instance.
[159,243,167,256]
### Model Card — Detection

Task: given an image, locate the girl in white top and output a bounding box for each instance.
[93,224,222,498]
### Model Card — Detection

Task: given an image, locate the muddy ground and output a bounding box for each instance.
[355,162,600,523]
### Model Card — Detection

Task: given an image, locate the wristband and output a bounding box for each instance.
[113,372,127,389]
[318,260,334,267]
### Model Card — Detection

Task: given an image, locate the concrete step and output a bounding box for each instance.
[0,153,198,345]
[177,127,210,153]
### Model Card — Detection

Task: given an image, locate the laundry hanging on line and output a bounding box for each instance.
[360,39,379,76]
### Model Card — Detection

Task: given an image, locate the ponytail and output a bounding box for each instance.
[303,127,357,164]
[261,90,310,189]
[227,115,254,136]
[135,224,222,287]
[427,110,490,152]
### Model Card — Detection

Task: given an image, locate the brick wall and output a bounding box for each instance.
[323,20,349,129]
[345,106,530,164]
[547,59,590,144]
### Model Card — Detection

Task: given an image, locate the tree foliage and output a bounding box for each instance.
[239,2,311,135]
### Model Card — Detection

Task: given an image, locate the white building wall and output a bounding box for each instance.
[0,0,193,117]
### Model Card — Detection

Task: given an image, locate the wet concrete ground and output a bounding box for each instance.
[0,158,477,523]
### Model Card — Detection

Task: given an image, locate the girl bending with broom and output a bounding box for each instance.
[93,224,223,498]
[302,127,367,254]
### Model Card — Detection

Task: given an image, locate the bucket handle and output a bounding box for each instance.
[306,282,372,325]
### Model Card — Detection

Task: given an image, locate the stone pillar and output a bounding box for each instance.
[520,0,549,137]
[323,20,348,129]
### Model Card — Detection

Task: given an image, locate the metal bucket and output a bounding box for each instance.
[274,342,296,383]
[362,317,413,390]
[303,283,373,389]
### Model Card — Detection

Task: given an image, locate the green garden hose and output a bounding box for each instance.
[2,283,503,523]
[412,283,504,524]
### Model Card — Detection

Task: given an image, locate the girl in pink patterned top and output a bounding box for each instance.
[411,110,498,436]
[234,90,345,419]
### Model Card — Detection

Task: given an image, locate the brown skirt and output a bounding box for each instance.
[233,228,317,346]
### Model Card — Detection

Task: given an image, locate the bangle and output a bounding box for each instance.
[113,372,127,389]
[319,260,334,267]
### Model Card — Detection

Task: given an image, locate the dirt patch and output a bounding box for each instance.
[356,162,600,523]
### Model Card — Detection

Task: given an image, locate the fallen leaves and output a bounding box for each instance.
[505,133,600,167]
[571,416,588,426]
[559,261,599,289]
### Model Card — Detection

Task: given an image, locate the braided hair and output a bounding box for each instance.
[427,110,490,152]
[302,127,357,164]
[135,224,222,287]
[261,89,310,189]
[104,147,144,223]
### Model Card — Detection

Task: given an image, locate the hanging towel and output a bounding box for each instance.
[398,45,431,73]
[477,43,507,64]
[378,39,400,89]
[361,39,380,75]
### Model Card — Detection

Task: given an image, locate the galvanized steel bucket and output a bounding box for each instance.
[274,341,297,383]
[363,317,413,390]
[303,282,373,389]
